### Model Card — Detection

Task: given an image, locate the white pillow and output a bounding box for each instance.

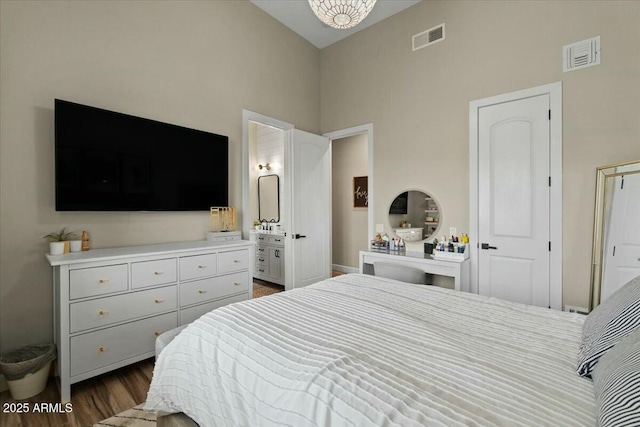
[576,275,640,377]
[591,327,640,427]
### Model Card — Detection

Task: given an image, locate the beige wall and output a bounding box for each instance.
[320,0,640,308]
[332,134,368,269]
[0,0,320,353]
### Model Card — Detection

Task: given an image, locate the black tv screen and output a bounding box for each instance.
[55,99,228,211]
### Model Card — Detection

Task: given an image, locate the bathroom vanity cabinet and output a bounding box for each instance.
[251,231,285,285]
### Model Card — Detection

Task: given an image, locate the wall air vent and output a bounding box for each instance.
[563,36,600,72]
[412,23,445,52]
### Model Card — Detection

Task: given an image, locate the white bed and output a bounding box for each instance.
[145,274,595,426]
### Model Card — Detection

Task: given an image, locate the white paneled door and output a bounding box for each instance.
[290,129,331,288]
[478,94,551,307]
[601,172,640,302]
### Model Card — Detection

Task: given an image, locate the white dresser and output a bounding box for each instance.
[46,239,254,402]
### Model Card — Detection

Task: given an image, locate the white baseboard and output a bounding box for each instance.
[0,374,8,393]
[332,264,358,274]
[564,305,589,315]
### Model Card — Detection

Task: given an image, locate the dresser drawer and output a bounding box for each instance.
[180,272,249,307]
[268,235,285,246]
[256,245,267,256]
[255,234,267,243]
[179,293,247,325]
[131,258,177,289]
[180,253,218,281]
[70,312,177,377]
[70,285,177,333]
[219,249,250,274]
[70,264,128,300]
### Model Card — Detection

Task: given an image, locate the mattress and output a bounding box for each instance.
[145,274,595,426]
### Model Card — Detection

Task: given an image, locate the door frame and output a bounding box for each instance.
[469,82,563,309]
[323,124,375,248]
[242,109,293,238]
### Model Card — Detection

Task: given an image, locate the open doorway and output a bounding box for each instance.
[325,125,374,274]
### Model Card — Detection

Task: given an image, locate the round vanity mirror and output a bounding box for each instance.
[388,190,441,242]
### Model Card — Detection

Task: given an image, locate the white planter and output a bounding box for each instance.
[49,242,65,255]
[69,240,82,252]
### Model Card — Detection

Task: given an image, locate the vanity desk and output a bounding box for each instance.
[359,250,470,292]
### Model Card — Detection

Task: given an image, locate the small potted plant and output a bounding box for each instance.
[253,220,261,230]
[44,228,76,255]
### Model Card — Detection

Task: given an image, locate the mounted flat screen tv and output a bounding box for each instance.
[389,191,408,214]
[55,99,228,211]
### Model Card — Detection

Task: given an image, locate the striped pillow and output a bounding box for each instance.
[576,275,640,377]
[591,327,640,427]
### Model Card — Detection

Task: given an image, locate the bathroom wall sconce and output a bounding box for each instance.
[258,163,271,171]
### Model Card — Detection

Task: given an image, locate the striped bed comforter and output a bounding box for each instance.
[145,274,595,426]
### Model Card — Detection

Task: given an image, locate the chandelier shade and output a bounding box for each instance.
[308,0,377,30]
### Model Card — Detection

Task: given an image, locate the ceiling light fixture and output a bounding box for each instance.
[308,0,377,30]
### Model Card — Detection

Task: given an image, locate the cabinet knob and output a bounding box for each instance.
[98,347,106,353]
[198,290,207,294]
[233,282,241,286]
[98,279,109,284]
[154,271,164,275]
[198,265,206,269]
[154,331,161,337]
[233,260,240,263]
[154,299,164,304]
[98,310,108,316]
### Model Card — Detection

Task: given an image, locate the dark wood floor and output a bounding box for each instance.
[0,357,155,427]
[0,274,344,426]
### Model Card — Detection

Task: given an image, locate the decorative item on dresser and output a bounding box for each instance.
[46,239,254,402]
[43,227,77,255]
[251,231,284,285]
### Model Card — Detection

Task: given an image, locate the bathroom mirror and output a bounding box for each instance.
[590,159,640,309]
[258,174,280,222]
[388,190,441,242]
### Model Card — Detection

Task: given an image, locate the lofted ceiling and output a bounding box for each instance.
[249,0,422,49]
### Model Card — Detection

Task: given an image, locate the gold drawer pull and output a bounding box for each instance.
[98,347,106,353]
[154,271,164,275]
[98,310,108,316]
[198,265,206,269]
[154,331,161,337]
[98,279,109,284]
[198,290,207,294]
[233,282,241,286]
[154,299,164,304]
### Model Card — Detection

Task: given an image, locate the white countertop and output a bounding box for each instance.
[250,230,286,236]
[45,239,254,266]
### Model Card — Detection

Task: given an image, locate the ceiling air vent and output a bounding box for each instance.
[412,23,445,52]
[563,36,600,72]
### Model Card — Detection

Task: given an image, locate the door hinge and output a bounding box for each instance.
[549,241,551,251]
[548,109,551,120]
